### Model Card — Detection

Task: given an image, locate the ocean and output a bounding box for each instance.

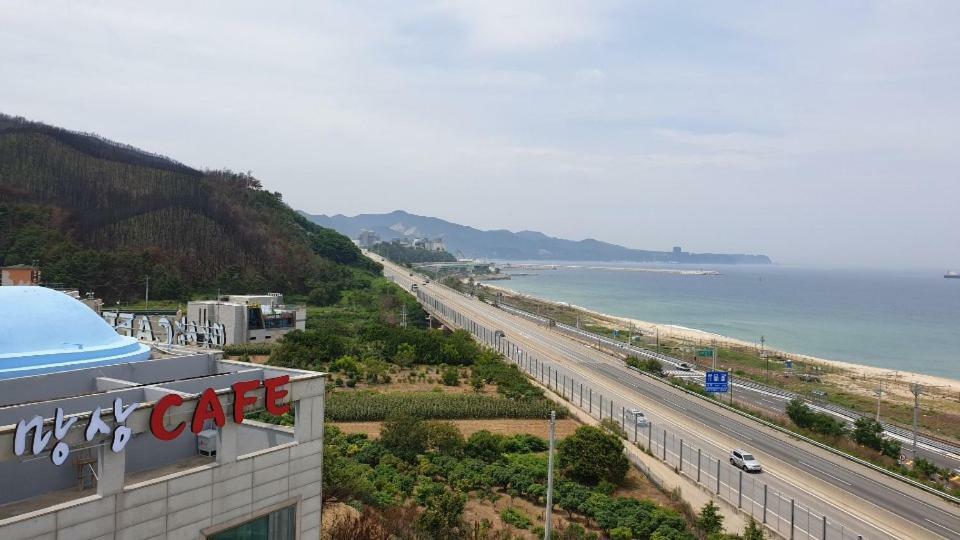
[495,263,960,380]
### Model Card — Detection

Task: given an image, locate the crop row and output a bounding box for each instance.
[326,391,567,421]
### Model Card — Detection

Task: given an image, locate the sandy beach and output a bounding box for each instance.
[482,283,960,398]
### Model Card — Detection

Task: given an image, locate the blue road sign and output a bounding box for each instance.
[705,371,729,393]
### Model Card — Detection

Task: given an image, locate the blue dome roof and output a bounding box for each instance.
[0,286,151,379]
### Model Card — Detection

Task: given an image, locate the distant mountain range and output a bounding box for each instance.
[302,210,772,264]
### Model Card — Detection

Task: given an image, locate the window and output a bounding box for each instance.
[207,505,296,540]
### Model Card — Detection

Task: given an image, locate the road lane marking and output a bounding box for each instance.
[798,461,852,486]
[423,290,911,537]
[725,428,754,442]
[924,518,955,536]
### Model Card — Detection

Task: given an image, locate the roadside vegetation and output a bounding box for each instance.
[322,419,701,539]
[258,273,722,537]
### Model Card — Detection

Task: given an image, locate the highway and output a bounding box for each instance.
[500,305,960,471]
[375,254,960,540]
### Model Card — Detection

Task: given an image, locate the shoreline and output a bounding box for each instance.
[481,283,960,396]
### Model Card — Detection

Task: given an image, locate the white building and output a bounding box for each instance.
[0,289,325,540]
[188,294,306,345]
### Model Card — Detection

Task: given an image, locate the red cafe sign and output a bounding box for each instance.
[150,375,290,440]
[13,376,292,465]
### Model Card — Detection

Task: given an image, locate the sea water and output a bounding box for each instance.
[497,263,960,380]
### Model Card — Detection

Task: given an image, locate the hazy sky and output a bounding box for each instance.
[2,1,959,267]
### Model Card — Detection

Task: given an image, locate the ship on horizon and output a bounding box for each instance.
[946,270,960,279]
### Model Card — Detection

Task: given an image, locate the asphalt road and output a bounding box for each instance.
[530,314,960,471]
[377,256,960,539]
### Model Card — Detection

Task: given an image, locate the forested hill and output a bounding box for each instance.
[0,113,378,302]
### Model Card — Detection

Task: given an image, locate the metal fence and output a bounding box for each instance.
[497,302,960,459]
[417,290,872,540]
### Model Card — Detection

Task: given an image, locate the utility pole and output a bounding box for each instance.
[544,411,556,540]
[761,335,766,372]
[874,381,883,422]
[910,383,923,458]
[712,342,717,371]
[656,327,660,354]
[144,276,149,310]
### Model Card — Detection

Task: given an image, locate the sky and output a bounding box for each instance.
[2,1,959,268]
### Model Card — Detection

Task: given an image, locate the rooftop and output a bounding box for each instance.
[0,286,150,379]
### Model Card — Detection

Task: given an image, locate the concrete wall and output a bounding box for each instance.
[0,451,81,505]
[187,302,246,345]
[0,355,219,407]
[0,388,147,427]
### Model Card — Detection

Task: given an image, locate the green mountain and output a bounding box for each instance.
[304,210,772,264]
[0,113,378,302]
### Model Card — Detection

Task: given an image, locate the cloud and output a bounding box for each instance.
[434,0,619,53]
[1,1,958,266]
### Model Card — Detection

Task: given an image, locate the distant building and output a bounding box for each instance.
[1,265,40,286]
[356,229,380,248]
[187,293,306,345]
[424,238,446,252]
[672,246,683,256]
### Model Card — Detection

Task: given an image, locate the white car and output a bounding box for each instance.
[730,449,762,473]
[628,409,650,426]
[677,362,693,371]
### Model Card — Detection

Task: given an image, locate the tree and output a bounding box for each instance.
[471,373,485,392]
[465,430,506,462]
[852,417,901,458]
[442,366,461,386]
[557,426,629,485]
[743,518,765,540]
[425,421,465,456]
[417,489,466,539]
[697,501,724,536]
[308,282,341,306]
[393,343,416,367]
[380,413,428,461]
[609,527,633,540]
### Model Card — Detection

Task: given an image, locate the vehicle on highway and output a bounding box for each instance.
[410,284,418,291]
[730,449,762,473]
[628,408,649,426]
[677,362,693,371]
[494,330,506,338]
[424,279,430,284]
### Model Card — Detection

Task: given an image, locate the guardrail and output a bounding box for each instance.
[397,262,960,508]
[496,302,960,459]
[491,301,960,506]
[416,289,875,539]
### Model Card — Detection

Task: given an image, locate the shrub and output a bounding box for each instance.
[465,430,506,462]
[557,426,629,485]
[425,421,465,456]
[500,507,532,529]
[786,399,846,437]
[380,413,429,461]
[223,342,276,356]
[442,366,461,386]
[626,356,663,376]
[852,417,901,458]
[697,501,723,536]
